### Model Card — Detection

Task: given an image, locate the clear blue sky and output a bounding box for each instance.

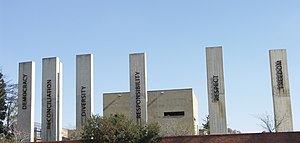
[1,0,300,132]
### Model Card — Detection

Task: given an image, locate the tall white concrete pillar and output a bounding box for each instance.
[269,49,293,132]
[57,62,62,141]
[206,46,227,134]
[17,61,35,142]
[76,54,94,130]
[129,53,148,126]
[41,57,62,141]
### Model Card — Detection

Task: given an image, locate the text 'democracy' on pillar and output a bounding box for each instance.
[17,61,35,142]
[21,74,28,109]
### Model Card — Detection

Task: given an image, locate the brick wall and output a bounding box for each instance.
[21,132,300,143]
[161,132,300,143]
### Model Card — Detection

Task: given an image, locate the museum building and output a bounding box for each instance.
[103,88,199,135]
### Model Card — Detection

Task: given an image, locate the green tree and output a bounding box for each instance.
[4,83,18,138]
[82,114,161,143]
[0,70,18,142]
[0,72,7,136]
[202,115,210,135]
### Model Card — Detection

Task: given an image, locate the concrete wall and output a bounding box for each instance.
[206,46,227,134]
[76,54,94,130]
[269,49,293,132]
[129,53,148,125]
[103,92,130,118]
[17,61,35,142]
[41,57,62,141]
[192,91,199,134]
[103,88,199,136]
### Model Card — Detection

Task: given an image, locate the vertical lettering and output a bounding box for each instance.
[275,60,284,90]
[211,76,220,102]
[135,72,141,119]
[46,80,52,129]
[81,86,87,117]
[22,74,28,109]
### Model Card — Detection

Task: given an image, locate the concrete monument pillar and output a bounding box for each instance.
[58,62,62,140]
[41,57,62,141]
[206,46,227,134]
[269,49,293,132]
[17,61,35,142]
[76,54,94,130]
[129,53,148,126]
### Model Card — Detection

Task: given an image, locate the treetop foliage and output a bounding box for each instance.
[0,72,7,135]
[82,114,161,143]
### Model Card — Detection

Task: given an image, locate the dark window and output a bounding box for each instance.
[164,111,185,117]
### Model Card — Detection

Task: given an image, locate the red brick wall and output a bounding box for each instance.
[21,132,300,143]
[161,132,300,143]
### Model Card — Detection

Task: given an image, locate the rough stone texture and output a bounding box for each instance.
[17,61,35,142]
[205,47,227,134]
[76,54,94,130]
[41,57,62,141]
[269,49,293,132]
[103,88,199,135]
[129,53,148,125]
